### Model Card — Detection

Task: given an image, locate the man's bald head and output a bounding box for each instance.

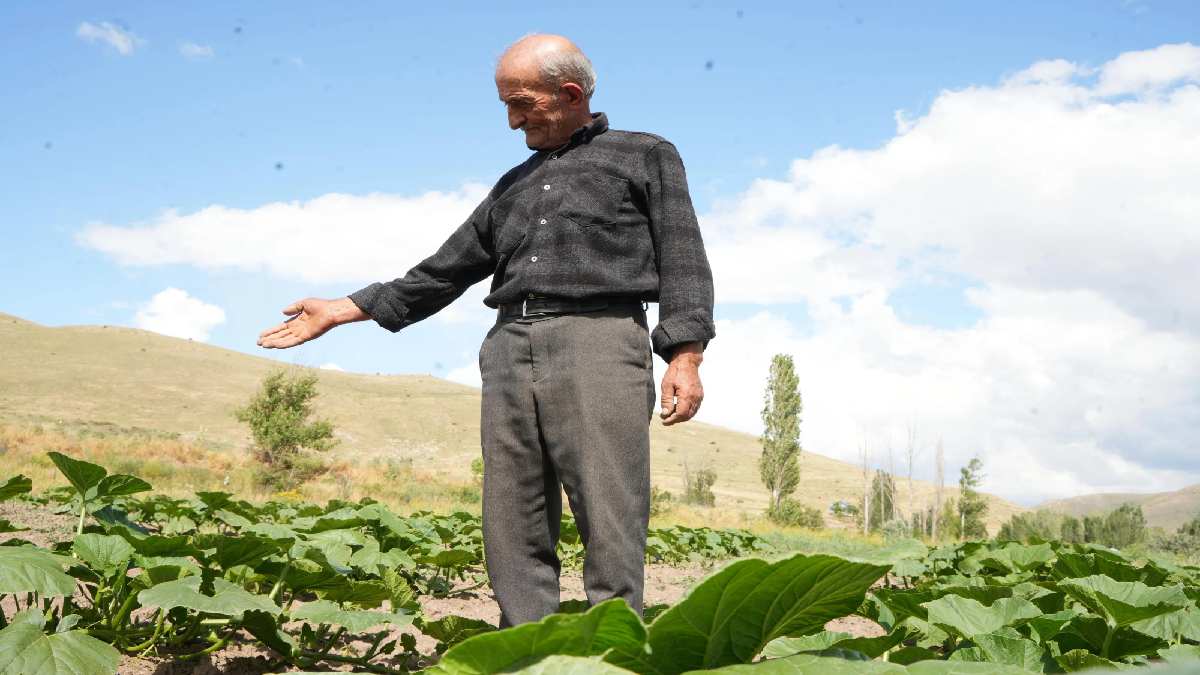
[496,34,596,100]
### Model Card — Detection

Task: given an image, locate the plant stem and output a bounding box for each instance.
[178,630,236,660]
[1101,622,1115,660]
[77,501,87,535]
[125,610,167,654]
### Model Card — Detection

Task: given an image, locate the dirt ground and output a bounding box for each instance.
[0,501,883,674]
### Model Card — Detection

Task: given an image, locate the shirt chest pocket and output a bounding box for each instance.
[558,173,630,227]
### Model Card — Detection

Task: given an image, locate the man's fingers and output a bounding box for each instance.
[659,381,677,418]
[283,301,302,315]
[662,395,702,426]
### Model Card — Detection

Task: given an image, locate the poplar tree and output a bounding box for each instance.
[759,354,802,515]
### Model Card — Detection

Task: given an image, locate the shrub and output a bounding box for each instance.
[649,485,673,517]
[769,498,824,529]
[234,368,337,490]
[470,456,484,486]
[682,463,716,507]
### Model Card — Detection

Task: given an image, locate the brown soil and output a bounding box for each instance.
[0,498,77,547]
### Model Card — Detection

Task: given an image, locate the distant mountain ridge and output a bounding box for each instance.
[0,310,1024,531]
[1039,484,1200,532]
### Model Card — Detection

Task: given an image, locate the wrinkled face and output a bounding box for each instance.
[495,59,572,150]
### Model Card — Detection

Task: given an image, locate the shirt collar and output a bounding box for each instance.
[545,112,608,156]
[571,111,608,144]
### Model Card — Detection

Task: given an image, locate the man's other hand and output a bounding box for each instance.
[659,342,704,426]
[256,297,367,349]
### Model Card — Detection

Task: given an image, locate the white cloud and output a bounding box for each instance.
[77,186,486,282]
[133,288,225,342]
[695,287,1199,505]
[179,42,214,60]
[702,42,1200,334]
[77,185,500,327]
[76,21,143,55]
[319,363,345,371]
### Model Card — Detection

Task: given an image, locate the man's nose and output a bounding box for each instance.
[507,108,524,130]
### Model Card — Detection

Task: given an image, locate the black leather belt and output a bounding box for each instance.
[497,294,646,321]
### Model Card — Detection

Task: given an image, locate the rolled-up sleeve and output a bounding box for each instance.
[644,141,716,362]
[347,194,496,332]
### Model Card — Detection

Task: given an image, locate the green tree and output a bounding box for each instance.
[234,368,337,489]
[1060,515,1085,543]
[938,497,961,541]
[1102,503,1146,548]
[867,470,896,532]
[759,354,802,516]
[996,510,1061,542]
[957,456,988,539]
[1083,514,1105,543]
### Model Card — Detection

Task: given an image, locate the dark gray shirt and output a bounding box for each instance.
[348,112,716,363]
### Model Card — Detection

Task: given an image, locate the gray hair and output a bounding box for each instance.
[500,33,597,99]
[540,47,596,99]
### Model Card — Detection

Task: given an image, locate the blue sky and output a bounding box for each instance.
[3,2,1199,502]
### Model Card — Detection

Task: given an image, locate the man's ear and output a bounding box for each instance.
[560,82,586,108]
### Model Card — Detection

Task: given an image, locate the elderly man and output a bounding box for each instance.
[257,34,715,627]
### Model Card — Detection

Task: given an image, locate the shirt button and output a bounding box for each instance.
[539,218,547,225]
[530,256,539,262]
[542,184,550,190]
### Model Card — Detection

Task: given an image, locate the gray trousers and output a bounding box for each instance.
[478,302,656,627]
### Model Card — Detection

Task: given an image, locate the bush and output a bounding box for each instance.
[649,485,673,517]
[828,500,858,520]
[769,498,824,529]
[682,464,716,507]
[234,368,337,490]
[470,456,484,486]
[996,510,1062,542]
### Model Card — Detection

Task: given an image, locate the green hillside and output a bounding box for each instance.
[0,310,1024,531]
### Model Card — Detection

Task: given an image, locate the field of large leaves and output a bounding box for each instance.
[0,452,1197,674]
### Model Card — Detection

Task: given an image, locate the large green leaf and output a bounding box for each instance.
[428,598,646,675]
[607,553,889,674]
[418,615,497,654]
[1058,576,1189,627]
[0,609,120,675]
[760,631,852,658]
[94,474,151,499]
[350,538,417,572]
[947,631,1045,671]
[1131,605,1200,643]
[1055,614,1166,660]
[47,451,106,496]
[0,546,76,596]
[511,655,637,674]
[1025,609,1079,644]
[1053,648,1128,671]
[922,595,1041,639]
[763,626,913,660]
[907,663,1038,674]
[137,576,280,617]
[0,475,32,502]
[687,653,904,673]
[72,533,135,574]
[290,599,414,631]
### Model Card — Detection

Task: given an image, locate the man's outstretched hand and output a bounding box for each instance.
[256,297,368,349]
[659,342,704,426]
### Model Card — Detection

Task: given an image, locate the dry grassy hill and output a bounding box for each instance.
[0,310,1023,532]
[1039,485,1200,532]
